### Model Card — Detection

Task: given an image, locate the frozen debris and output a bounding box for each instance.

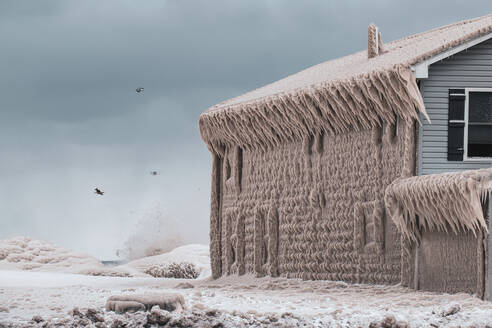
[0,306,9,313]
[381,314,396,327]
[86,308,105,323]
[441,304,461,317]
[369,315,409,328]
[174,282,195,289]
[70,307,83,317]
[147,305,172,325]
[108,300,146,314]
[69,307,105,323]
[395,321,409,328]
[106,293,185,313]
[205,309,220,317]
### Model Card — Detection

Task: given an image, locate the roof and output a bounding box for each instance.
[199,14,492,153]
[385,168,492,241]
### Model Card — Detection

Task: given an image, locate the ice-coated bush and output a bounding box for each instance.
[144,262,199,279]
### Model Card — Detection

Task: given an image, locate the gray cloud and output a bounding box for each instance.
[2,0,492,258]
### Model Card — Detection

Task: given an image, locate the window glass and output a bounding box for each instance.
[467,92,492,158]
[469,92,492,123]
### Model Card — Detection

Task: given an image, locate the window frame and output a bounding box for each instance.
[464,88,492,162]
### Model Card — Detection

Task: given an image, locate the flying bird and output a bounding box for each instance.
[94,188,104,195]
[150,171,158,176]
[136,87,144,94]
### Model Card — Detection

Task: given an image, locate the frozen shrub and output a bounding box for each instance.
[144,262,199,279]
[165,262,199,279]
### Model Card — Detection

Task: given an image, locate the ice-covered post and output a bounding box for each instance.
[368,24,384,59]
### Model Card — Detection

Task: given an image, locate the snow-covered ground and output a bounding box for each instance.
[2,269,492,327]
[2,237,492,327]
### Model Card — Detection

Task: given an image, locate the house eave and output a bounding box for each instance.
[412,31,492,79]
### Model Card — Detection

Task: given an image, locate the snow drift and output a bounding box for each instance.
[122,244,211,278]
[0,237,210,278]
[0,236,104,274]
[0,237,211,278]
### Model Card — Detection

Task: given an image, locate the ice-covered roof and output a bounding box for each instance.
[385,168,492,241]
[199,14,492,153]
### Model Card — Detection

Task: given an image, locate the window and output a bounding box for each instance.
[447,89,492,161]
[466,90,492,159]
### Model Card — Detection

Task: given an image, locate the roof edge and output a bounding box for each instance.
[199,65,425,154]
[412,30,492,78]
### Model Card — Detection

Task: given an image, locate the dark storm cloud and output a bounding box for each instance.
[2,0,492,258]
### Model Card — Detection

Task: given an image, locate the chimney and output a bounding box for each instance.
[368,24,384,58]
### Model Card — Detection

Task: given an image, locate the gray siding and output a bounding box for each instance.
[418,38,492,175]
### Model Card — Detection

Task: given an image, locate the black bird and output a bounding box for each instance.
[94,188,104,195]
[136,87,144,94]
[150,171,158,176]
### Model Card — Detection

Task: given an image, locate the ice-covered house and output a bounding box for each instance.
[198,15,492,298]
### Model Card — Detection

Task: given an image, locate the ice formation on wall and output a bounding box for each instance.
[204,116,414,283]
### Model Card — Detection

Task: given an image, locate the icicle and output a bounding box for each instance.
[385,168,492,240]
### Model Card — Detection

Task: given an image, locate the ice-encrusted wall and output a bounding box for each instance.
[211,118,415,284]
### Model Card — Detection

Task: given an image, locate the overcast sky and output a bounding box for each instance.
[2,1,492,259]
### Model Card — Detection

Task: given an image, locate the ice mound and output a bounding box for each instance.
[0,237,210,279]
[0,236,104,274]
[122,244,211,278]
